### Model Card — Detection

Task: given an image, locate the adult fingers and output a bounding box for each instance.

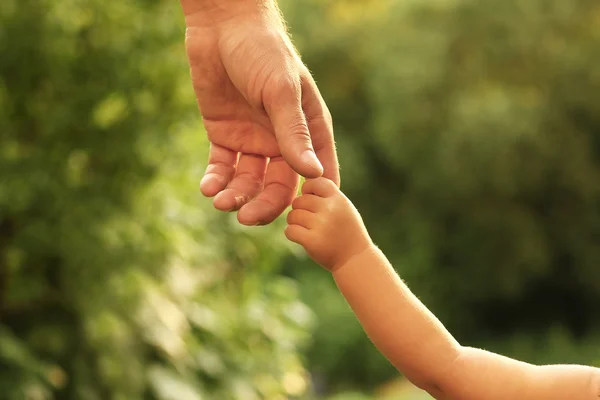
[200,143,238,197]
[213,154,267,212]
[301,73,340,187]
[263,73,323,179]
[237,156,300,226]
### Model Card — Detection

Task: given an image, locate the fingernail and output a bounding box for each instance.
[301,150,323,174]
[241,221,261,227]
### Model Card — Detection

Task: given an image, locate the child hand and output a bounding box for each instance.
[285,178,373,271]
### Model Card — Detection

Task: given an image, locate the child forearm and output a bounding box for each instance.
[332,245,600,400]
[331,245,462,392]
[445,347,600,400]
[286,179,600,399]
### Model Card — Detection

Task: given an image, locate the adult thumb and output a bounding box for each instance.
[264,78,324,178]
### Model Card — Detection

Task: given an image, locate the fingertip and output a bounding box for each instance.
[200,173,228,197]
[300,180,312,195]
[284,224,293,238]
[212,191,238,212]
[284,224,308,245]
[284,225,297,243]
[291,196,301,210]
[281,148,323,180]
[322,166,341,188]
[300,150,324,177]
[237,201,279,226]
[301,177,338,197]
[237,209,262,226]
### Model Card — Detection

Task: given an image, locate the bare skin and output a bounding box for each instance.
[286,177,600,400]
[180,0,339,226]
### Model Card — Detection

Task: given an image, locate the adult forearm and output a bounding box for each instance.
[181,0,273,12]
[331,245,462,392]
[180,0,278,25]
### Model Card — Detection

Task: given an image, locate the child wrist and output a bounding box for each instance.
[329,241,376,273]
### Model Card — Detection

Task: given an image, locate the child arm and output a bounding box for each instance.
[447,347,600,400]
[285,178,600,400]
[333,245,600,400]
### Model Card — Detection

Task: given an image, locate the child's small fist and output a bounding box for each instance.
[285,178,373,271]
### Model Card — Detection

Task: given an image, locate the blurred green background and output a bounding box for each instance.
[1,0,599,399]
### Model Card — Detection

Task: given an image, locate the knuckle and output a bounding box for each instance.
[315,176,330,186]
[321,107,333,126]
[290,112,309,127]
[270,71,301,93]
[313,177,337,196]
[263,72,300,103]
[303,235,319,250]
[285,120,310,140]
[234,172,263,190]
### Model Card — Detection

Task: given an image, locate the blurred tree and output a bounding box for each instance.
[0,0,313,399]
[282,0,600,394]
[4,0,599,398]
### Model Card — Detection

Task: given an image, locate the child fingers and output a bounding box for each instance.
[284,224,311,246]
[301,177,338,198]
[291,194,323,212]
[286,209,315,229]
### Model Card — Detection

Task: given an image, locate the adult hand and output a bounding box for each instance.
[180,0,339,226]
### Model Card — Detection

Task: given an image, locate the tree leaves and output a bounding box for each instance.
[1,1,312,398]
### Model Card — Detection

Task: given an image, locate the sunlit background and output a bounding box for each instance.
[1,0,600,399]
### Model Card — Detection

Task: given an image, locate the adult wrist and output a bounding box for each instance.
[181,0,278,27]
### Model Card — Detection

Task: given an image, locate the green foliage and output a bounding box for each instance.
[0,1,312,399]
[2,0,600,399]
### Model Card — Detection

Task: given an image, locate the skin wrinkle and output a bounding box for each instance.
[186,32,223,92]
[234,195,249,208]
[221,34,266,107]
[261,177,296,196]
[233,173,264,191]
[182,0,272,27]
[184,0,338,226]
[202,117,279,157]
[261,64,301,115]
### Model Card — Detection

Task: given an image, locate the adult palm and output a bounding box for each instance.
[183,2,339,225]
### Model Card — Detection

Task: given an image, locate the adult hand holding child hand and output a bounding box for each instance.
[181,2,600,398]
